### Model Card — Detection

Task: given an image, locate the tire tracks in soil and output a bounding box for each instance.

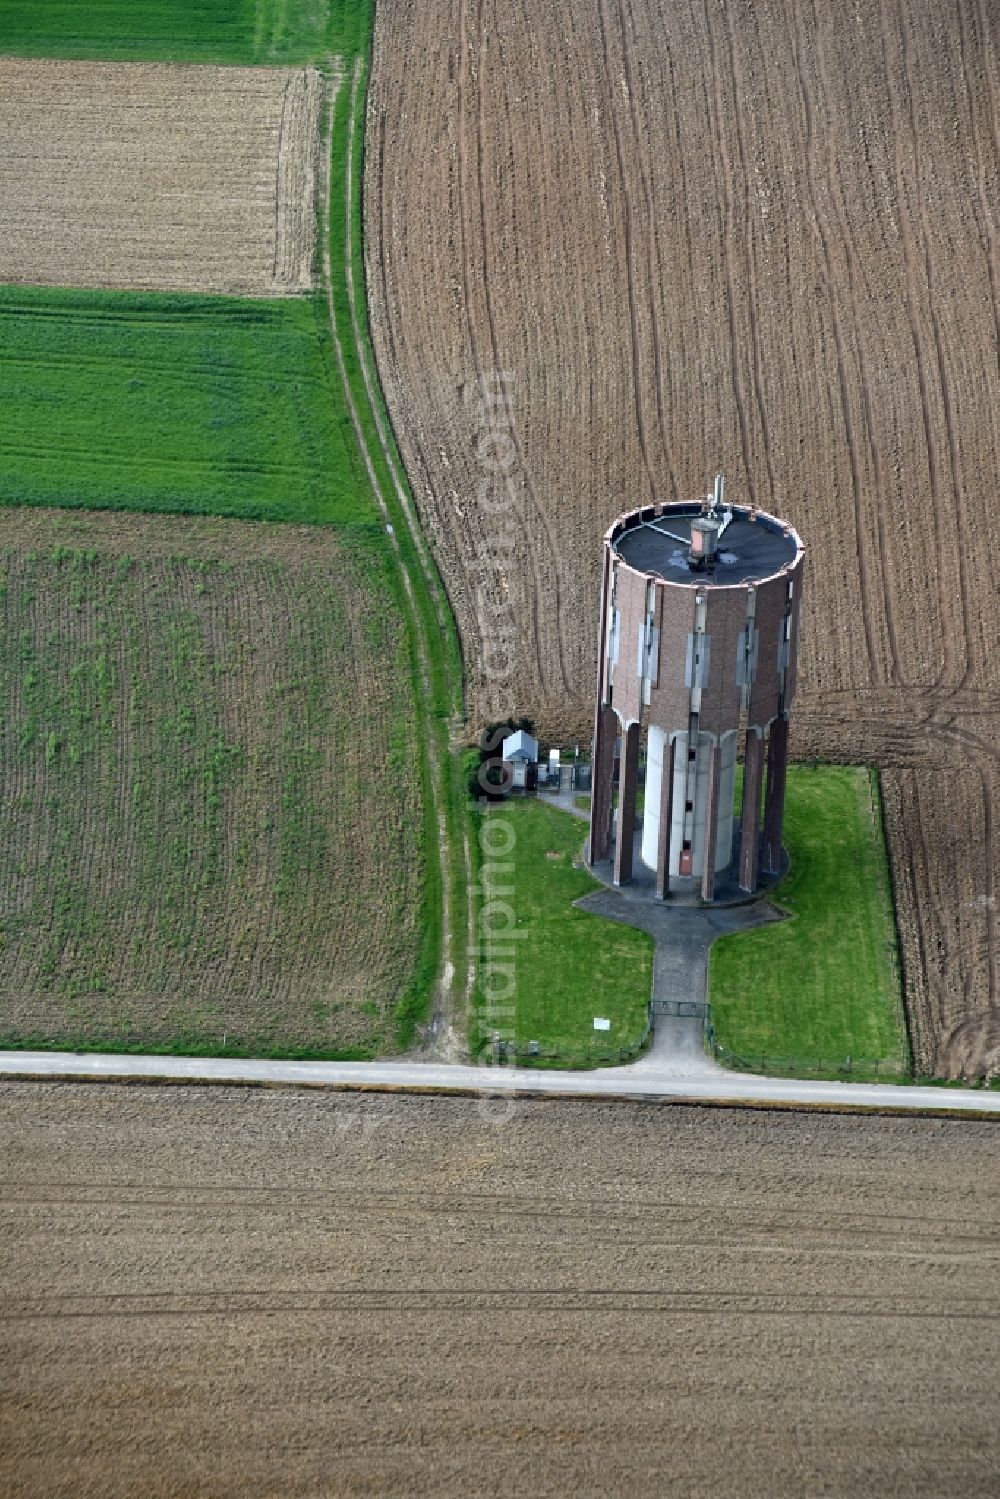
[926,720,999,1011]
[957,1,1000,388]
[880,2,971,693]
[981,766,997,1007]
[454,1,544,696]
[807,0,922,694]
[896,9,974,695]
[455,1,570,702]
[597,0,661,508]
[700,0,759,509]
[885,770,933,1070]
[790,8,878,681]
[473,1,564,698]
[718,0,778,511]
[6,1293,1000,1322]
[370,98,467,734]
[618,0,680,501]
[889,740,998,1067]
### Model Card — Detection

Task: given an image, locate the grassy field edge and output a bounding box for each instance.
[328,41,469,1046]
[708,763,910,1083]
[470,799,653,1067]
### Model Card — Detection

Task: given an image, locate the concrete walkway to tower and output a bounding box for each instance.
[526,786,782,1075]
[575,887,786,1076]
[535,782,590,821]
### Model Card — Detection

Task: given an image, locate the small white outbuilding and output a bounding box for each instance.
[501,729,539,790]
[501,729,538,764]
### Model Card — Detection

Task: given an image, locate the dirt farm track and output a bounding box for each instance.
[1,1084,997,1497]
[366,0,1000,1078]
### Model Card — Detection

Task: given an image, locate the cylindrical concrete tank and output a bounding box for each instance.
[588,492,805,901]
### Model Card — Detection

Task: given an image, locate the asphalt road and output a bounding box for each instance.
[0,1048,997,1114]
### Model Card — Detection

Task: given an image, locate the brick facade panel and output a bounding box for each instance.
[611,563,645,725]
[783,553,805,710]
[647,582,694,731]
[749,572,788,728]
[699,586,746,734]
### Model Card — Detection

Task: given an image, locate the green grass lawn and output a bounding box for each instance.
[709,764,909,1080]
[0,288,376,528]
[0,0,372,64]
[474,799,653,1064]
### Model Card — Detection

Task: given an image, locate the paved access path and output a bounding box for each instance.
[536,783,589,820]
[576,887,786,1074]
[0,1048,996,1115]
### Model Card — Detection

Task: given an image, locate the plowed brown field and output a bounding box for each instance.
[2,1084,998,1497]
[0,57,330,295]
[366,0,1000,1076]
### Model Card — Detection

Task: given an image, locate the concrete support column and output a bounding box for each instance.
[762,715,789,873]
[613,721,641,886]
[589,703,617,864]
[739,728,765,893]
[655,736,676,901]
[701,742,722,901]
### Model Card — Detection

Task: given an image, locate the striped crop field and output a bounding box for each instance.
[0,58,329,298]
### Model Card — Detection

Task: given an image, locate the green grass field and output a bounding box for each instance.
[0,288,378,527]
[709,765,909,1080]
[474,800,653,1064]
[0,0,372,64]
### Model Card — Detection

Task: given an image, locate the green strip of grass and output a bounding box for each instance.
[329,52,469,1025]
[323,66,441,1037]
[0,0,372,65]
[0,286,376,528]
[473,800,653,1065]
[709,764,909,1081]
[0,1032,380,1063]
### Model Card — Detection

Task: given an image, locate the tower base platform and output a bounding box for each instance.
[587,816,789,909]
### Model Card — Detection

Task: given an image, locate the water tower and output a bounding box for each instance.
[588,478,804,901]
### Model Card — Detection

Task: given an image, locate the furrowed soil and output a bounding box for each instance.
[0,58,329,296]
[1,1083,998,1497]
[0,508,424,1056]
[366,0,1000,1078]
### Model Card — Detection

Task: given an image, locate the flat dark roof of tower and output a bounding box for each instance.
[613,505,799,585]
